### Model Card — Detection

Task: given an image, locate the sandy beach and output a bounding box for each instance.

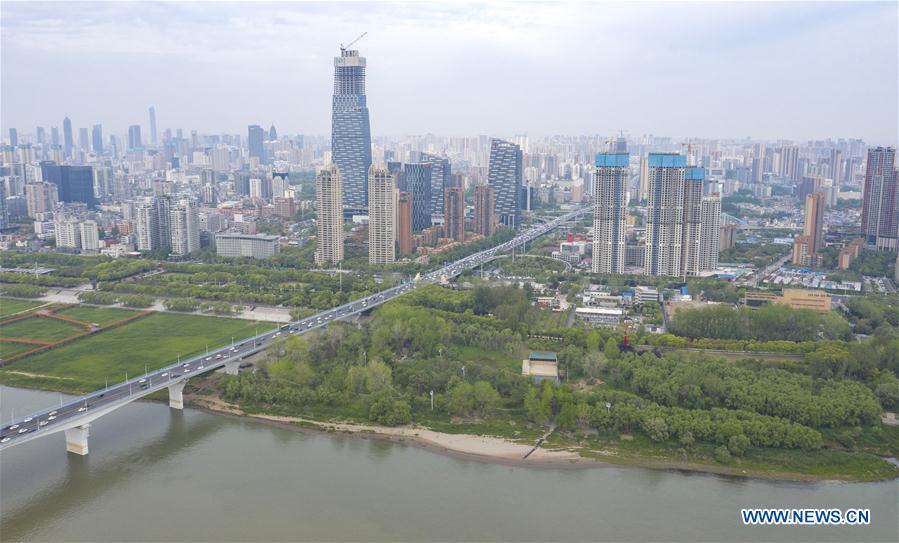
[190,394,594,467]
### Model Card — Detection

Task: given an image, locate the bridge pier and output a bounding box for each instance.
[65,424,90,455]
[224,358,240,375]
[168,381,186,409]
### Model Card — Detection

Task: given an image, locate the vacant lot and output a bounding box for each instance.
[0,341,40,359]
[0,312,275,393]
[0,298,47,319]
[1,317,84,343]
[55,306,138,327]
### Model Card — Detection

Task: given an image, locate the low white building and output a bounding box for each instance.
[575,306,623,327]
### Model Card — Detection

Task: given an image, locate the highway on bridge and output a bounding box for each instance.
[0,205,590,454]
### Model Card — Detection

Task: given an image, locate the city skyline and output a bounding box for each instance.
[1,1,896,143]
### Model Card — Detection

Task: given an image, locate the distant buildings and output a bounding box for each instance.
[39,162,96,207]
[367,167,395,264]
[474,184,495,237]
[792,192,825,266]
[838,238,864,269]
[62,116,73,158]
[487,138,523,229]
[645,154,686,276]
[405,162,432,232]
[421,152,451,220]
[315,165,343,266]
[396,191,413,257]
[698,195,721,271]
[80,220,100,252]
[592,153,628,274]
[719,223,737,252]
[148,106,157,146]
[331,45,372,212]
[127,125,142,150]
[860,147,897,251]
[135,196,171,252]
[215,233,280,259]
[644,155,719,277]
[247,125,265,164]
[443,187,465,242]
[24,182,58,217]
[169,200,200,256]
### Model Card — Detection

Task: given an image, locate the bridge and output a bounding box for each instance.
[0,206,591,455]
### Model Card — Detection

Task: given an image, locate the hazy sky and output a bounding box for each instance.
[2,1,896,142]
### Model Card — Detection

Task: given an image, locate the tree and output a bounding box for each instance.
[472,381,501,417]
[446,382,476,416]
[604,338,620,360]
[365,359,393,394]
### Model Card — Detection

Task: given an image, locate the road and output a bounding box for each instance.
[0,205,590,451]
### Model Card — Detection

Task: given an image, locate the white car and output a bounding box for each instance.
[197,365,205,370]
[161,372,168,377]
[39,420,48,427]
[205,357,213,361]
[23,417,32,423]
[78,407,88,412]
[1,437,9,443]
[49,411,57,416]
[48,415,57,421]
[8,424,19,430]
[139,378,147,384]
[18,428,28,434]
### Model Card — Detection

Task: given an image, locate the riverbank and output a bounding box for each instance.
[187,393,899,481]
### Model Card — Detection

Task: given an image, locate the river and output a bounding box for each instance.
[1,385,896,542]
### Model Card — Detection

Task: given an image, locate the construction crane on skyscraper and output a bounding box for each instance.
[341,32,368,53]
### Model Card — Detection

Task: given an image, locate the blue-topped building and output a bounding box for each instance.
[593,152,629,274]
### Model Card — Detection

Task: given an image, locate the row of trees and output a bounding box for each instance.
[0,284,47,298]
[522,380,822,456]
[668,304,852,342]
[78,291,155,308]
[604,353,882,428]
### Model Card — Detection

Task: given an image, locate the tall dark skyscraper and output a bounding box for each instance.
[421,153,451,218]
[35,127,45,145]
[51,126,60,146]
[40,162,96,207]
[487,138,523,229]
[91,125,104,155]
[247,124,265,164]
[405,162,432,232]
[331,46,372,211]
[149,106,157,146]
[443,187,465,242]
[62,116,73,158]
[269,124,278,141]
[128,125,142,150]
[8,128,17,147]
[861,147,898,251]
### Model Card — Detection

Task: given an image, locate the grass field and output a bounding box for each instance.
[55,306,138,326]
[1,317,85,342]
[0,341,40,359]
[0,298,47,319]
[0,312,276,393]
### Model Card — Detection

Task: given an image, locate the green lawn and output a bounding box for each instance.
[55,306,138,327]
[0,312,276,393]
[0,317,84,342]
[0,298,46,319]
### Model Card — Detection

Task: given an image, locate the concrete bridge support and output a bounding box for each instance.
[65,424,90,455]
[224,358,240,375]
[168,381,186,410]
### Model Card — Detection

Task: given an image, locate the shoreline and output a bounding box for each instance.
[185,394,863,482]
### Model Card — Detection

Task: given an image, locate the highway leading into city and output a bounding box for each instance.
[0,205,591,452]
